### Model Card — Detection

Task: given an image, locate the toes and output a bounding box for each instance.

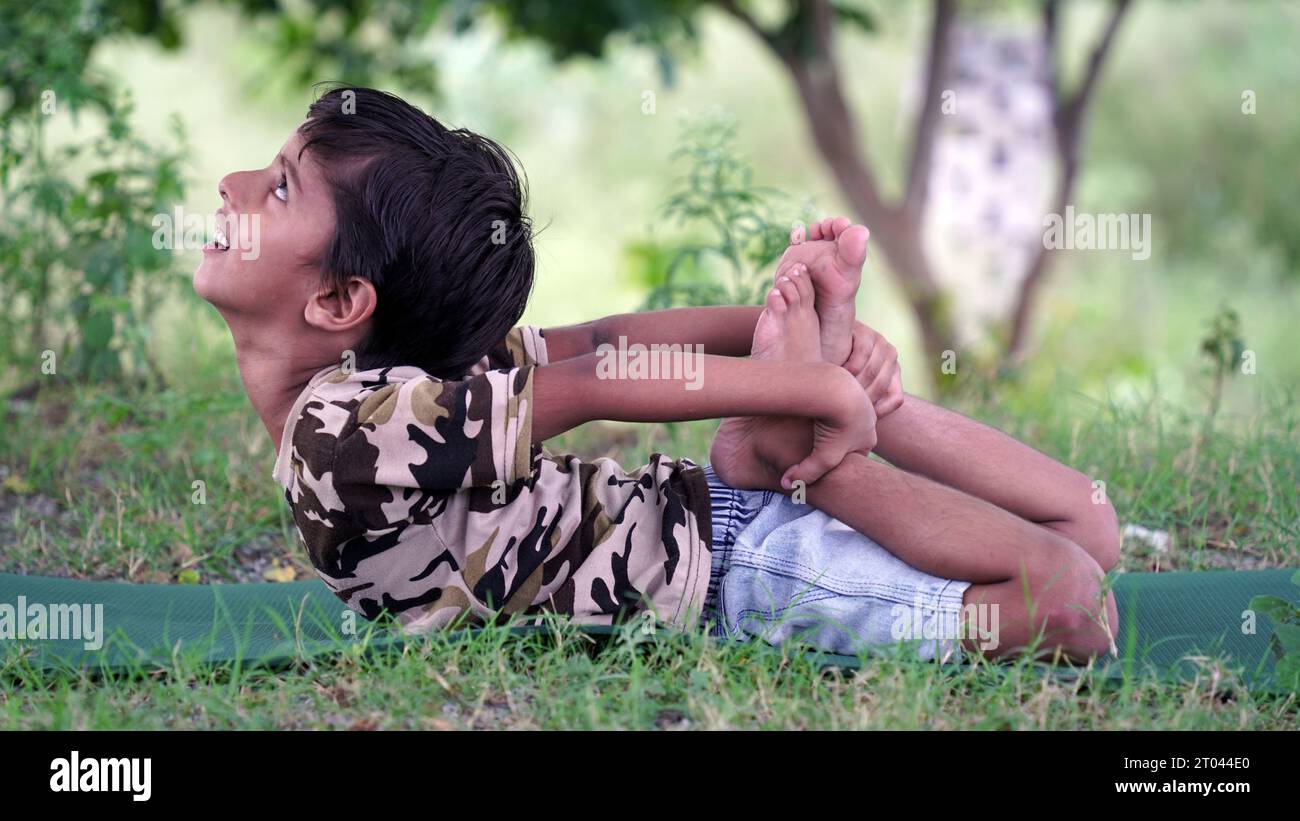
[789,222,806,245]
[809,216,853,241]
[775,275,801,309]
[836,224,870,269]
[788,263,815,303]
[765,286,787,315]
[772,256,797,284]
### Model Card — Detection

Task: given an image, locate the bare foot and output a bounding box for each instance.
[709,414,777,492]
[748,263,822,363]
[711,263,821,490]
[775,217,869,366]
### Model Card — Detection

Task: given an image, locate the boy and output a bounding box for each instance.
[195,86,1119,663]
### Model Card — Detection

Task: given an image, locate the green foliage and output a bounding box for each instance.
[636,112,807,310]
[0,0,185,120]
[1198,304,1246,421]
[1247,570,1300,694]
[1092,5,1300,281]
[232,0,445,96]
[470,0,708,76]
[0,1,189,388]
[5,376,1298,726]
[222,0,876,89]
[473,0,877,63]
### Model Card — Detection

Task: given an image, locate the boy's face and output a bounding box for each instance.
[192,126,336,323]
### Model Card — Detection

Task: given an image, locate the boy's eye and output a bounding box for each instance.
[274,174,289,202]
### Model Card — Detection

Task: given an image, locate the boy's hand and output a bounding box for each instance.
[710,367,874,493]
[843,320,904,419]
[779,370,877,489]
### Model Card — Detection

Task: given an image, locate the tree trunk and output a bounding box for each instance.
[780,37,957,372]
[1006,0,1131,358]
[720,0,1128,372]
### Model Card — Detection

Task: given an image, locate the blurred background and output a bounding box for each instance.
[1,0,1296,582]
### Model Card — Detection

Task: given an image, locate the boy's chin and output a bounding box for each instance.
[191,262,217,302]
[191,261,236,311]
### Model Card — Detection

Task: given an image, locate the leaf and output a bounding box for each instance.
[79,310,115,354]
[2,475,34,495]
[1274,623,1300,654]
[263,562,298,583]
[1274,652,1300,694]
[1247,594,1298,625]
[176,569,201,585]
[830,1,877,34]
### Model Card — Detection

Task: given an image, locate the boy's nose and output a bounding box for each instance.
[218,170,254,211]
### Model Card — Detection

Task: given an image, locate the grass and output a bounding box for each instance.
[1,368,1297,729]
[3,613,1297,731]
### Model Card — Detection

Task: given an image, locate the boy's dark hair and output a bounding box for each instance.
[298,85,534,378]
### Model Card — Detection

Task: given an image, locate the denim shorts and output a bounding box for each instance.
[700,465,973,662]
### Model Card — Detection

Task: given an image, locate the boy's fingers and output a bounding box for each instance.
[843,325,872,379]
[865,353,896,402]
[889,363,904,401]
[874,385,904,419]
[871,364,903,418]
[861,338,895,393]
[875,398,903,419]
[782,450,837,489]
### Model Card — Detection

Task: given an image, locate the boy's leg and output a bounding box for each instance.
[782,220,1118,568]
[721,422,1118,662]
[715,428,1118,662]
[715,239,1118,660]
[873,394,1121,571]
[778,220,1118,570]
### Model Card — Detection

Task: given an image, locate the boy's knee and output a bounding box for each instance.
[1085,494,1122,572]
[1033,542,1115,658]
[1059,477,1122,572]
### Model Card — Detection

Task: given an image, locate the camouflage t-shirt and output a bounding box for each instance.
[272,325,714,635]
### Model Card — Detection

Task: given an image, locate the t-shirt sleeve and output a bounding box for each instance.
[334,366,537,492]
[463,325,549,375]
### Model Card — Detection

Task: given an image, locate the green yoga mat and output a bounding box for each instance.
[2,569,1296,692]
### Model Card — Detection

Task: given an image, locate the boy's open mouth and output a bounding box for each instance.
[204,219,231,253]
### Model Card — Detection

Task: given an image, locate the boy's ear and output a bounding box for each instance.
[304,276,377,332]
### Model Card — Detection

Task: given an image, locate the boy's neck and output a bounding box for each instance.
[229,328,334,455]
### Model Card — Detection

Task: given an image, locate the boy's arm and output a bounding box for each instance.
[531,352,873,485]
[542,310,906,420]
[727,395,1120,570]
[540,306,763,362]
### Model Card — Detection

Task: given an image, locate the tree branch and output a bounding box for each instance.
[778,1,894,220]
[1055,0,1131,161]
[806,0,836,59]
[1043,0,1061,102]
[1008,0,1132,357]
[903,0,957,219]
[714,0,777,51]
[712,0,954,367]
